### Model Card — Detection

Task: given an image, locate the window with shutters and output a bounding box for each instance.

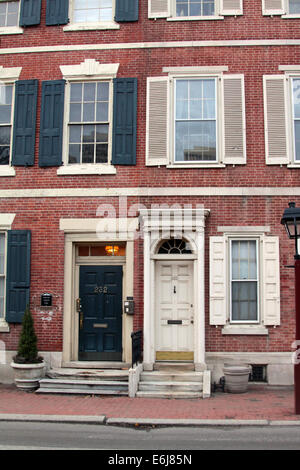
[0,1,23,34]
[146,68,246,168]
[149,0,243,20]
[209,229,280,333]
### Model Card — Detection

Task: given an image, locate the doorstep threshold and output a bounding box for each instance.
[62,361,130,369]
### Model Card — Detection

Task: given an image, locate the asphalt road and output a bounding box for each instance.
[0,422,300,450]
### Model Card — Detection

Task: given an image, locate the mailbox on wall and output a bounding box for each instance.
[124,297,134,315]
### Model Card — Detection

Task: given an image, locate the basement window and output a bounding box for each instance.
[249,365,267,383]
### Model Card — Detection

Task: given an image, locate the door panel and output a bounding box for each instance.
[156,261,194,360]
[79,265,123,361]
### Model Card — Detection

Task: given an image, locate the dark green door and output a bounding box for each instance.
[79,265,123,361]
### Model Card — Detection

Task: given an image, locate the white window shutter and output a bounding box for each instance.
[210,236,227,326]
[263,75,289,165]
[223,75,246,165]
[220,0,243,15]
[146,77,169,166]
[262,236,281,326]
[262,0,285,15]
[148,0,170,18]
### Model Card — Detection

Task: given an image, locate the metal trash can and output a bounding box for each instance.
[223,365,250,393]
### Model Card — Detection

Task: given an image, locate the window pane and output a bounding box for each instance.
[0,146,9,165]
[84,83,96,102]
[70,103,82,122]
[175,120,216,161]
[69,125,81,143]
[6,13,18,27]
[82,144,94,163]
[8,2,19,14]
[97,82,109,101]
[289,0,300,14]
[0,126,11,145]
[0,105,11,124]
[295,121,300,161]
[70,83,82,102]
[96,143,108,163]
[176,3,188,16]
[83,103,95,122]
[82,124,95,143]
[232,281,258,321]
[68,144,80,164]
[0,233,5,275]
[96,124,108,142]
[96,102,108,122]
[231,240,257,280]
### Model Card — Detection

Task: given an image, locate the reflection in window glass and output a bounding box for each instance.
[231,240,258,322]
[68,82,109,164]
[175,79,216,162]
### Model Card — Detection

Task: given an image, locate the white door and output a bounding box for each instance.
[155,261,194,360]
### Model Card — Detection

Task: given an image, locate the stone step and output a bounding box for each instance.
[136,390,203,399]
[140,371,203,383]
[39,378,128,391]
[139,381,203,392]
[37,387,128,396]
[46,368,129,382]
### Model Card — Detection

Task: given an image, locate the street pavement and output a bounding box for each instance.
[0,383,299,426]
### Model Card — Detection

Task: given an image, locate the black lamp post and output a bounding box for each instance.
[281,202,300,414]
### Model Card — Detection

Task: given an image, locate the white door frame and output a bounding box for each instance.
[140,208,210,371]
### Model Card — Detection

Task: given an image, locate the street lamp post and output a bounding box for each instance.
[281,202,300,415]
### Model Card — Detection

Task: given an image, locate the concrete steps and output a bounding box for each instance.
[37,368,129,396]
[136,364,209,399]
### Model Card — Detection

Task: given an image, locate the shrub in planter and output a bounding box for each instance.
[11,306,45,391]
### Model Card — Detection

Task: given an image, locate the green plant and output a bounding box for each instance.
[14,305,43,364]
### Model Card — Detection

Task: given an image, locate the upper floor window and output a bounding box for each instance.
[72,0,113,23]
[289,0,300,14]
[0,1,19,27]
[176,0,215,17]
[68,81,110,165]
[262,0,300,17]
[175,78,217,162]
[0,84,13,166]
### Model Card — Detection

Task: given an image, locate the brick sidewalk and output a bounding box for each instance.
[0,384,297,421]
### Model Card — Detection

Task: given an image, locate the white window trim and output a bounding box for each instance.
[167,0,224,21]
[0,66,21,177]
[220,227,271,335]
[59,60,119,176]
[0,1,23,35]
[166,68,227,168]
[64,0,120,32]
[0,213,15,332]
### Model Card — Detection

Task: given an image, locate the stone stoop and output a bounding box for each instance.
[37,368,129,396]
[135,363,211,399]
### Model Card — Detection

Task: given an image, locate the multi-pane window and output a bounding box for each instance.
[0,1,19,27]
[176,0,215,17]
[292,78,300,161]
[0,234,6,319]
[73,0,113,23]
[289,0,300,14]
[175,78,217,162]
[68,81,110,165]
[230,240,259,323]
[0,84,13,165]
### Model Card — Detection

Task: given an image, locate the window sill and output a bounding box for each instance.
[57,164,117,176]
[167,163,225,169]
[221,325,269,335]
[0,167,16,177]
[167,15,224,21]
[282,14,300,19]
[63,22,120,32]
[0,26,23,35]
[0,320,9,333]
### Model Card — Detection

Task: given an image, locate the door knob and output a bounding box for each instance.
[80,311,84,330]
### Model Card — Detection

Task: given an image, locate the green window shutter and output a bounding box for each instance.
[112,78,137,165]
[115,0,139,21]
[6,230,31,324]
[19,0,41,26]
[12,80,38,167]
[46,0,69,25]
[39,80,65,167]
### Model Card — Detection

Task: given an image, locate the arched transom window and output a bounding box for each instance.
[157,238,192,254]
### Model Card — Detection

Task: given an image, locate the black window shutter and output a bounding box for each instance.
[19,0,41,26]
[115,0,139,22]
[46,0,69,25]
[6,231,31,324]
[39,80,65,167]
[12,80,38,167]
[112,78,137,165]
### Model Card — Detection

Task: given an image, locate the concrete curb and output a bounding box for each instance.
[1,414,300,426]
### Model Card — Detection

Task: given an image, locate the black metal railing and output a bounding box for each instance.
[131,330,142,368]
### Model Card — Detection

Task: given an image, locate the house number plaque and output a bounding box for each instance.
[94,285,108,294]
